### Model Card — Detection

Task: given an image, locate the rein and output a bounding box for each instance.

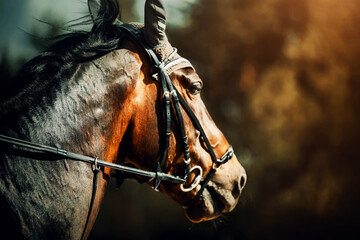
[0,134,186,185]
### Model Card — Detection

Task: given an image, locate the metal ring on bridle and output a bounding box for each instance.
[180,165,203,192]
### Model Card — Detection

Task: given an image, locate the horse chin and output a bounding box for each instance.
[184,182,239,223]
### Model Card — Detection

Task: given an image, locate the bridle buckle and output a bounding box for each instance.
[92,157,101,172]
[214,145,234,168]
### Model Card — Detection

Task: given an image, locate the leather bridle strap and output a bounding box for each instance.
[157,59,171,168]
[156,59,192,179]
[117,24,193,189]
[173,87,234,207]
[175,88,218,164]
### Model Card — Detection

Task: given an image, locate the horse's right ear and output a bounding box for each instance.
[88,0,102,23]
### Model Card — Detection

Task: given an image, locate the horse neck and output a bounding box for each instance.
[0,48,141,239]
[3,49,138,161]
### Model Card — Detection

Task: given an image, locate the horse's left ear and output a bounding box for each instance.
[88,0,102,22]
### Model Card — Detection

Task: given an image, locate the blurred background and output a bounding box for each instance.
[1,0,360,239]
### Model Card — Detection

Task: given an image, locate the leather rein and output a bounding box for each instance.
[0,24,234,237]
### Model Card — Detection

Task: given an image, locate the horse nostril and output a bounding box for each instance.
[232,174,247,198]
[232,181,240,199]
[239,174,247,190]
[232,173,247,199]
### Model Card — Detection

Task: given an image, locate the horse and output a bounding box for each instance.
[0,0,246,239]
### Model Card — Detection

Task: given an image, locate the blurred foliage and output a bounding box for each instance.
[170,0,360,238]
[118,0,138,23]
[0,16,69,81]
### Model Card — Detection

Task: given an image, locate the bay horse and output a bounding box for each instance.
[0,0,246,239]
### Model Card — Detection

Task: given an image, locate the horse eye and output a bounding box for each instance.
[189,82,202,95]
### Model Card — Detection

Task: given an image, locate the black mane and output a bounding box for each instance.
[0,0,123,121]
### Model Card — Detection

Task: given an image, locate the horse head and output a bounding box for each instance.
[0,1,246,238]
[89,0,246,223]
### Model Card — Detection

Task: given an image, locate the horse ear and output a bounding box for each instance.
[88,0,102,22]
[144,0,167,48]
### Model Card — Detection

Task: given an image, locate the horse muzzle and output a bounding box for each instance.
[184,154,246,223]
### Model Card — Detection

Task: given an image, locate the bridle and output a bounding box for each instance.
[118,24,234,206]
[0,23,234,238]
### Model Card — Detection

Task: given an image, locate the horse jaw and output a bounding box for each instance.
[184,154,246,223]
